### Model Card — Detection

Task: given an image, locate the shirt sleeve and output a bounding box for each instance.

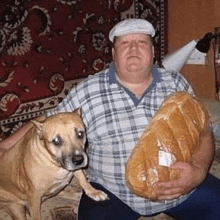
[173,71,194,95]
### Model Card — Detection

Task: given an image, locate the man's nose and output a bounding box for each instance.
[129,41,138,49]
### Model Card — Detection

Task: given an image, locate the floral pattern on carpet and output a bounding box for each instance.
[0,0,167,139]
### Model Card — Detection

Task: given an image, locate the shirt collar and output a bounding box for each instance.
[109,62,117,85]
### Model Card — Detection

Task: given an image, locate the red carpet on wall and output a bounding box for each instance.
[0,0,167,140]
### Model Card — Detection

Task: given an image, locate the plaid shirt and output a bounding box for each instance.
[47,63,194,215]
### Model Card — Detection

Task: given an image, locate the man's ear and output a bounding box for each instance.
[31,120,43,139]
[152,46,155,56]
[112,47,115,61]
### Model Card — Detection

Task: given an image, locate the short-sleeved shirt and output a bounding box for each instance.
[47,63,194,215]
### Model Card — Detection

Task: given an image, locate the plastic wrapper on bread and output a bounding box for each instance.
[125,91,210,201]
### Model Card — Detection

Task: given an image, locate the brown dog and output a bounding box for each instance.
[0,109,108,220]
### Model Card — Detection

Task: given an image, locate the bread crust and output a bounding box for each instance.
[125,91,209,201]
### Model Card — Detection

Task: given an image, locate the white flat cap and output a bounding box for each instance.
[109,19,156,42]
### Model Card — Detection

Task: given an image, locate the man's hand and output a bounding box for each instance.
[0,148,6,159]
[156,128,214,201]
[156,161,206,200]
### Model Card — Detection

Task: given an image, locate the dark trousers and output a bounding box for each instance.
[165,174,220,220]
[78,174,220,220]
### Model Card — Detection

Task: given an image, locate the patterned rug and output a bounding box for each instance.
[0,0,167,141]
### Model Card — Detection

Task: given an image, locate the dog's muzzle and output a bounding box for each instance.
[61,149,88,171]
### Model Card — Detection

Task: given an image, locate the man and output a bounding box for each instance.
[1,19,220,219]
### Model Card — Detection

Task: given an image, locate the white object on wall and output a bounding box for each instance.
[186,49,207,65]
[162,40,197,72]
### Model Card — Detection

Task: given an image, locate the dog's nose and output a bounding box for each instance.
[61,149,88,171]
[72,149,85,165]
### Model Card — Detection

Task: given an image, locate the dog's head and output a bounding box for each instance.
[31,108,87,171]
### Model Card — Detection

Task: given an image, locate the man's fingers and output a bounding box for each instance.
[158,186,182,196]
[157,193,182,201]
[157,179,181,189]
[156,181,185,200]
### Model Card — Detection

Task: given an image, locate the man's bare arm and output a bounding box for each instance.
[191,126,215,181]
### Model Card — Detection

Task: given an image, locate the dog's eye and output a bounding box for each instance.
[75,129,84,139]
[78,131,84,139]
[52,135,63,147]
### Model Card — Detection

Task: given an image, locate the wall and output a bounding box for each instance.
[167,0,220,99]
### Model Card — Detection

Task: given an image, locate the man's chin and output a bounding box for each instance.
[126,65,143,72]
[127,60,142,67]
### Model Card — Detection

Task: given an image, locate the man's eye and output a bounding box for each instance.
[121,41,129,45]
[52,135,63,146]
[139,40,147,44]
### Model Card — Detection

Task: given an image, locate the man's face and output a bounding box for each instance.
[112,33,154,77]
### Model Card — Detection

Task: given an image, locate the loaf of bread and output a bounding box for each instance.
[126,91,209,201]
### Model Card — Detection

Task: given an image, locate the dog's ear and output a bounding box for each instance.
[31,120,43,139]
[73,107,82,117]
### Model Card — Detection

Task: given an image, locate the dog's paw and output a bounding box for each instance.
[87,189,109,201]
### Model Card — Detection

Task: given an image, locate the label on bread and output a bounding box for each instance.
[159,151,172,167]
